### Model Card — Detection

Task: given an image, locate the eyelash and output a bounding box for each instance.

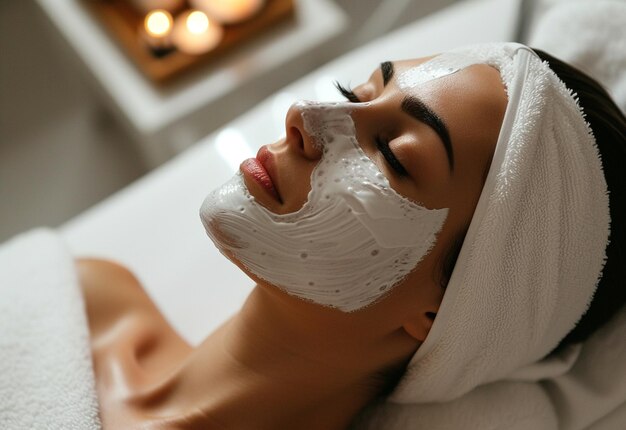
[376,137,409,176]
[334,81,360,103]
[334,81,408,177]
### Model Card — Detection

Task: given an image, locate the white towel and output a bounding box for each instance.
[353,305,626,430]
[0,229,101,430]
[388,42,610,404]
[530,0,626,113]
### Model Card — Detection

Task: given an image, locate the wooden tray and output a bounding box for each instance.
[84,0,296,85]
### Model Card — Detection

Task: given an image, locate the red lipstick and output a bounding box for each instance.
[240,146,281,201]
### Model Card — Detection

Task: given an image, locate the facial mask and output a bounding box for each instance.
[398,53,481,90]
[200,100,448,312]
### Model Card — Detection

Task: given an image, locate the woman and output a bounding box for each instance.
[77,43,626,429]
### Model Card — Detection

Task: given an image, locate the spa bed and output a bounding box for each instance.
[60,0,521,346]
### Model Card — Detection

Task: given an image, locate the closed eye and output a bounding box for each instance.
[334,81,407,176]
[376,137,408,176]
[334,81,361,103]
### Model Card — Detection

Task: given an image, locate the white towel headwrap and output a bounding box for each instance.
[389,43,610,403]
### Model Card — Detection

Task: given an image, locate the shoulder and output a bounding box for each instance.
[75,258,159,336]
[75,258,141,287]
[75,258,148,310]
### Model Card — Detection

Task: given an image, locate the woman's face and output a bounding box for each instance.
[202,54,507,336]
[200,53,508,381]
[242,57,507,283]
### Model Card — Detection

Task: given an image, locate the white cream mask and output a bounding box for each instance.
[200,101,449,312]
[398,52,483,90]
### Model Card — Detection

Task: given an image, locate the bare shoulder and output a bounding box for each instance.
[75,258,161,336]
[75,258,149,306]
[75,258,141,285]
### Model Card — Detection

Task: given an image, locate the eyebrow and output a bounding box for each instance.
[381,61,454,172]
[381,61,394,86]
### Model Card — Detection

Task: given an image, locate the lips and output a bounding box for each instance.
[240,146,281,202]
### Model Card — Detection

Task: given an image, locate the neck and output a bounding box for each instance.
[136,285,415,429]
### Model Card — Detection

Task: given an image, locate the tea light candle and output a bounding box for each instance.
[141,9,174,51]
[190,0,266,24]
[172,10,223,55]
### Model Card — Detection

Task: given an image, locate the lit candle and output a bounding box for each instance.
[190,0,266,25]
[129,0,185,15]
[172,10,224,55]
[141,9,174,51]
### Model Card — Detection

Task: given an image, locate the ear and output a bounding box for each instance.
[402,311,437,342]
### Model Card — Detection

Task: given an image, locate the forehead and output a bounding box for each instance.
[362,56,507,134]
[381,56,508,208]
[393,56,508,155]
[391,56,506,108]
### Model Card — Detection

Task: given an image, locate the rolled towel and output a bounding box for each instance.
[389,42,610,403]
[530,0,626,112]
[0,229,101,429]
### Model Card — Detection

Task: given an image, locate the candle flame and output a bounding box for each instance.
[186,10,210,35]
[145,10,173,37]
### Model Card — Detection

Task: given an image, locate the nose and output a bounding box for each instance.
[285,102,323,161]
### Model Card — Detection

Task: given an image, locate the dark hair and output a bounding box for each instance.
[437,49,626,354]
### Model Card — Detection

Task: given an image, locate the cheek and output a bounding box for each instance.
[386,140,450,209]
[391,139,432,179]
[453,172,483,221]
[278,163,316,212]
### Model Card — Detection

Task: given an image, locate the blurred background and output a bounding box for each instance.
[0,0,468,242]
